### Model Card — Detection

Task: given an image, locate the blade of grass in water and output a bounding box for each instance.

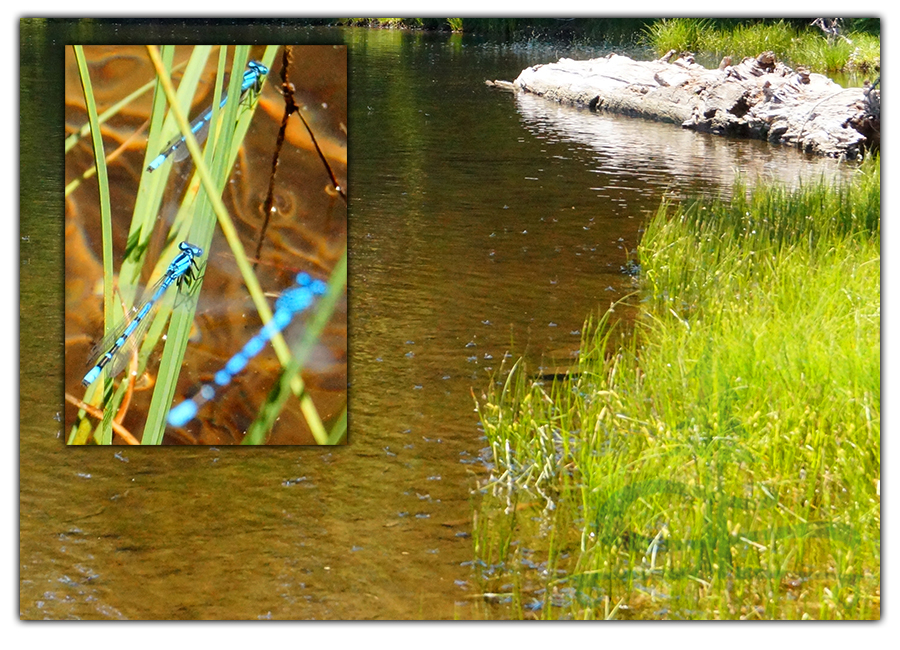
[71,46,208,445]
[64,58,193,198]
[325,407,348,445]
[64,59,192,156]
[69,46,115,444]
[143,46,262,444]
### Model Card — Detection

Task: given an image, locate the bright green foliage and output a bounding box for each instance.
[475,158,880,619]
[643,18,880,75]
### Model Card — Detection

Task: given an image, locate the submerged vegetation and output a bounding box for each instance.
[474,158,880,619]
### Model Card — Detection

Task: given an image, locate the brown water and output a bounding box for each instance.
[20,23,857,619]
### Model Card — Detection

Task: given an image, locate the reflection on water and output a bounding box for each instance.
[515,92,850,202]
[22,24,860,619]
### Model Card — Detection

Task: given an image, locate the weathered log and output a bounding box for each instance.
[499,51,878,160]
[484,79,516,91]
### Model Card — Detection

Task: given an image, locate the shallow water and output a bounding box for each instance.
[21,23,858,619]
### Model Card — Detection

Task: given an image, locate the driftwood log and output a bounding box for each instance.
[488,51,879,160]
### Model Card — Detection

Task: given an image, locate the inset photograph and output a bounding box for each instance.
[64,45,347,445]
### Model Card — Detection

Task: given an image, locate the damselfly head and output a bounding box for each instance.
[178,241,204,257]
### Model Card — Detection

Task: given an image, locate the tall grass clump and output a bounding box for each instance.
[707,20,796,60]
[642,18,715,54]
[475,158,880,619]
[642,18,880,76]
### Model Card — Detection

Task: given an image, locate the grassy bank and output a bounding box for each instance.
[642,18,879,75]
[335,18,879,78]
[336,17,651,43]
[334,18,881,78]
[474,159,880,619]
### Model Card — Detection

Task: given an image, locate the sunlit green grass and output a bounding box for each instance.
[642,18,880,75]
[475,158,880,619]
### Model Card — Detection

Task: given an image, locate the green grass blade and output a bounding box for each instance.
[142,47,252,444]
[326,407,348,445]
[69,45,116,444]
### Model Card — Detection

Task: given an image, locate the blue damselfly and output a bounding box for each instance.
[167,272,327,427]
[82,241,204,386]
[146,60,269,172]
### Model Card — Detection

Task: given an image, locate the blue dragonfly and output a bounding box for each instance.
[82,241,204,386]
[167,272,328,427]
[146,60,269,173]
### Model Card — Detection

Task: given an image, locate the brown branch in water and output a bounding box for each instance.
[294,106,347,204]
[65,393,141,445]
[254,45,348,268]
[254,46,294,268]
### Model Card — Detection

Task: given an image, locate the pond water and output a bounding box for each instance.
[20,24,857,620]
